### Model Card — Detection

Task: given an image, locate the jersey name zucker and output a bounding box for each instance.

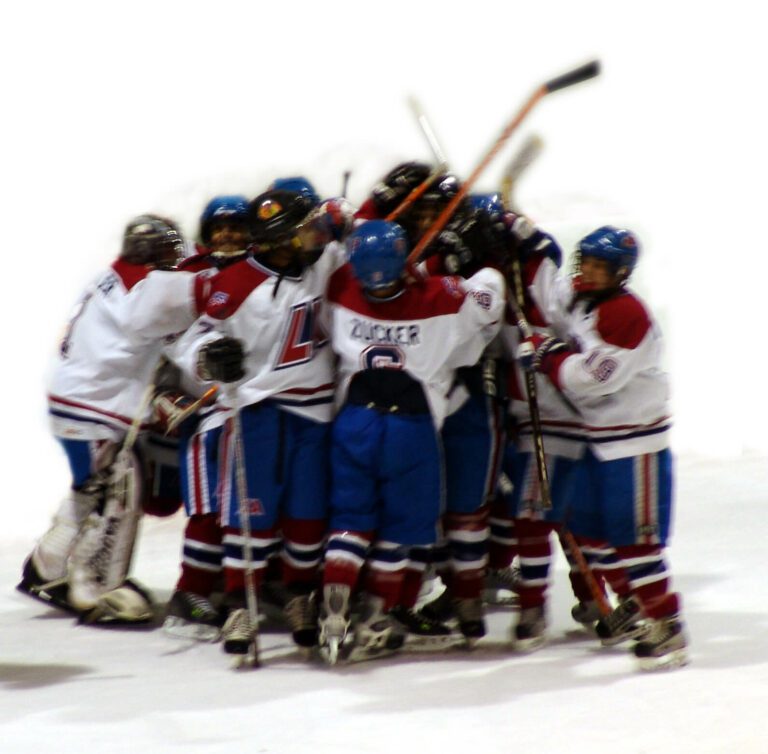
[349,319,421,346]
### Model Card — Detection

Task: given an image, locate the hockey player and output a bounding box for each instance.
[160,195,253,640]
[516,226,687,670]
[499,212,591,650]
[191,187,352,655]
[317,219,505,663]
[408,196,513,643]
[19,215,208,622]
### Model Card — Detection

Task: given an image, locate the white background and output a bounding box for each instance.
[1,3,767,751]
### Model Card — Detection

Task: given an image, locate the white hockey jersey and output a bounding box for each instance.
[326,265,506,429]
[527,257,671,460]
[191,244,347,425]
[49,260,204,441]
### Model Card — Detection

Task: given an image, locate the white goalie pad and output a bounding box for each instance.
[68,448,143,611]
[81,580,155,624]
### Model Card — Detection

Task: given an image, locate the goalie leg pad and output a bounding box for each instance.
[31,486,104,582]
[68,449,143,611]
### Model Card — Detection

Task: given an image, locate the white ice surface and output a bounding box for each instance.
[3,3,768,751]
[2,453,767,754]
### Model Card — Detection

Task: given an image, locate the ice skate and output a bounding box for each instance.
[418,592,486,646]
[452,597,487,644]
[512,605,547,651]
[284,589,319,649]
[221,607,258,667]
[418,587,454,623]
[163,589,222,642]
[595,596,650,646]
[633,614,689,671]
[347,595,405,663]
[482,563,521,607]
[389,604,454,650]
[318,584,351,665]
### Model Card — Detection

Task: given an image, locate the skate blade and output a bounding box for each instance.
[16,579,76,614]
[513,634,548,653]
[163,617,221,643]
[346,644,402,663]
[231,650,261,670]
[482,589,519,608]
[636,648,689,672]
[600,623,651,647]
[402,634,458,652]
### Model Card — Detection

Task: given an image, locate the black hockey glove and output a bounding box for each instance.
[431,208,506,277]
[197,337,245,383]
[517,334,568,374]
[371,161,432,215]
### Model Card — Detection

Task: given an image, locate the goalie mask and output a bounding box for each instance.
[121,214,184,270]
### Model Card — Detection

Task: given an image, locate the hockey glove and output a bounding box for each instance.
[517,334,569,374]
[504,213,562,267]
[429,208,506,277]
[371,161,432,215]
[197,337,246,383]
[150,389,197,436]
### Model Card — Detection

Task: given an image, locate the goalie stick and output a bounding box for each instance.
[407,59,600,264]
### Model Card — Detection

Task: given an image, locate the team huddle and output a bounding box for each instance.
[18,163,688,671]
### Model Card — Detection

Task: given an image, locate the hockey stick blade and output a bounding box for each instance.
[407,95,450,169]
[501,134,544,212]
[505,134,544,184]
[544,60,600,94]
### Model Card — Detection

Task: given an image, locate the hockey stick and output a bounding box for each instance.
[341,170,351,199]
[507,292,611,616]
[407,95,450,168]
[225,384,261,667]
[500,133,544,214]
[407,60,600,264]
[384,162,448,223]
[164,385,219,435]
[381,97,452,225]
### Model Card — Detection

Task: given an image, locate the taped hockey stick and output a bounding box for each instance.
[408,59,600,264]
[225,384,261,667]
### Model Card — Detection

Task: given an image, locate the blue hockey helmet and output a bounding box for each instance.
[347,220,410,291]
[269,176,320,207]
[199,195,250,244]
[577,226,640,281]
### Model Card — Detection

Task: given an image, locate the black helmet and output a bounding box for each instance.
[121,214,184,269]
[248,189,316,248]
